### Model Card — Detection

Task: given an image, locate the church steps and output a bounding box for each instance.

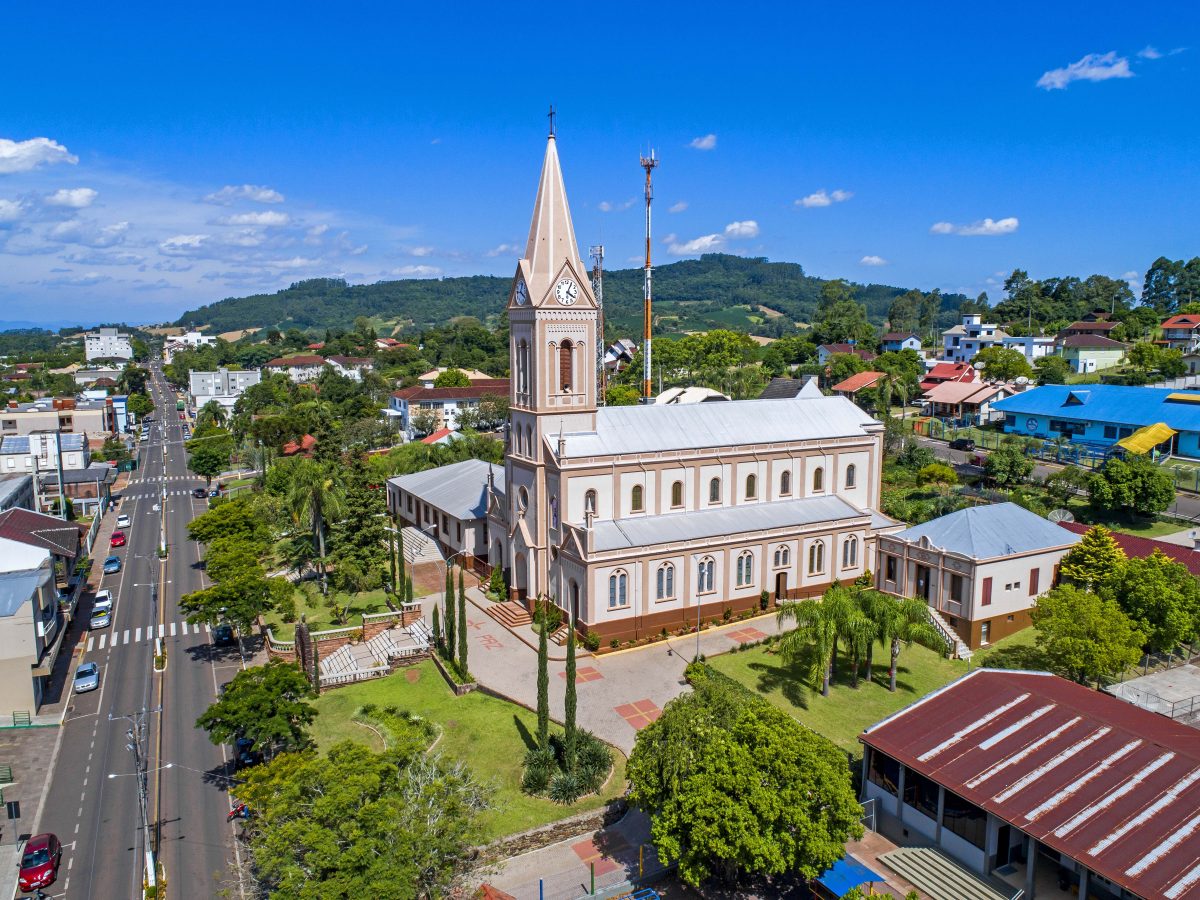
[485,601,532,630]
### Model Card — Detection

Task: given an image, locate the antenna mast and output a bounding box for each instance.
[640,149,658,404]
[590,244,606,405]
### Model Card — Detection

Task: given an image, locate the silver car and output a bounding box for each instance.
[90,609,111,630]
[74,662,99,694]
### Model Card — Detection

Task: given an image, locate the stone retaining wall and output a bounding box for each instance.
[474,799,629,865]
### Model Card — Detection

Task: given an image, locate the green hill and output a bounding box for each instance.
[175,255,968,337]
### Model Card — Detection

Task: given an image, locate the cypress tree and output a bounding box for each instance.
[443,566,456,663]
[432,604,442,649]
[536,597,549,750]
[397,525,407,593]
[564,611,577,773]
[457,567,468,675]
[404,573,414,604]
[388,517,397,592]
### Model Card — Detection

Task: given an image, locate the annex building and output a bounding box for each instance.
[861,669,1200,900]
[388,129,902,641]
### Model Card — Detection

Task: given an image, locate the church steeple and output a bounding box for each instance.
[523,134,584,290]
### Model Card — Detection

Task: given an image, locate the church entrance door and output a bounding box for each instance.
[775,572,788,603]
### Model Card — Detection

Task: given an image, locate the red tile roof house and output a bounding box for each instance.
[860,668,1200,900]
[921,380,1017,426]
[920,361,978,392]
[831,370,885,401]
[386,379,510,437]
[263,355,328,384]
[1159,314,1200,353]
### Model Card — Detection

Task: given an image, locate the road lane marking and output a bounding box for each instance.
[98,634,107,650]
[122,629,130,645]
[170,622,176,636]
[135,627,142,642]
[86,637,93,651]
[204,623,211,633]
[158,623,164,638]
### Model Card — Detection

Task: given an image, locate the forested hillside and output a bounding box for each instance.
[174,255,969,337]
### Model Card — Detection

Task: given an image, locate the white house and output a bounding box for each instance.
[0,434,91,475]
[1000,334,1056,362]
[84,328,132,362]
[0,538,65,715]
[941,314,1008,363]
[327,356,374,382]
[880,332,922,354]
[188,367,262,413]
[263,355,326,384]
[385,379,510,435]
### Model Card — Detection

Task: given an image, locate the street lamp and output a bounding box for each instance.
[108,706,162,890]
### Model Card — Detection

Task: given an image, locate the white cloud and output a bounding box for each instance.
[47,219,129,248]
[45,188,98,209]
[860,255,888,266]
[597,198,635,213]
[724,220,759,238]
[215,210,290,227]
[930,217,1019,236]
[689,133,717,151]
[267,257,321,269]
[0,199,24,222]
[1138,46,1163,60]
[796,189,853,208]
[203,184,285,204]
[667,233,723,255]
[406,245,435,257]
[159,234,210,255]
[597,200,612,212]
[1037,51,1133,90]
[389,264,442,277]
[669,201,688,213]
[485,242,520,257]
[0,137,78,174]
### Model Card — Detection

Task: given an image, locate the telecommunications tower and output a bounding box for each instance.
[639,150,658,403]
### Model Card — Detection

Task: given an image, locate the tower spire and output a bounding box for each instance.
[523,128,582,284]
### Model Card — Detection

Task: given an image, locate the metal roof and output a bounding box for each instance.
[861,669,1200,900]
[0,508,82,559]
[0,434,87,454]
[562,394,878,458]
[590,494,871,552]
[387,459,503,521]
[993,384,1200,433]
[888,502,1079,560]
[0,566,50,618]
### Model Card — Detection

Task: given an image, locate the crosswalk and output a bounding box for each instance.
[130,475,200,483]
[86,620,211,651]
[120,489,206,500]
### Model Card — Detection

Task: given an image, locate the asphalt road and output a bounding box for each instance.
[37,364,246,899]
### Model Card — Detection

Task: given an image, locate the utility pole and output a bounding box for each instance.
[640,150,658,404]
[590,244,606,405]
[109,707,161,889]
[52,429,66,520]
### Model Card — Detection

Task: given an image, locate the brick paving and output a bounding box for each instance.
[614,699,662,731]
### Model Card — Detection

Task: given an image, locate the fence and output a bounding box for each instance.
[1109,684,1200,722]
[319,664,390,688]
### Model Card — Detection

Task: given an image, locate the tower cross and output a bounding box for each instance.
[547,105,556,137]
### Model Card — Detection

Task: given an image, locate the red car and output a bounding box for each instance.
[18,833,62,893]
[110,530,127,548]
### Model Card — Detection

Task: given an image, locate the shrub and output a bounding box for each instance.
[583,631,600,652]
[278,594,297,623]
[548,771,584,804]
[521,763,552,794]
[760,590,769,610]
[609,638,620,649]
[533,603,563,631]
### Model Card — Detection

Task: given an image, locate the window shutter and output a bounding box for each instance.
[1029,568,1039,596]
[981,576,992,607]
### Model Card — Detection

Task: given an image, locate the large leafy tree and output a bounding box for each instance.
[1088,455,1174,519]
[186,426,235,486]
[1034,355,1071,385]
[196,659,316,754]
[628,669,862,887]
[330,456,386,593]
[287,458,346,595]
[1102,550,1200,654]
[1031,585,1143,686]
[985,442,1034,486]
[973,346,1033,381]
[187,495,271,545]
[181,571,289,632]
[237,740,488,899]
[1059,525,1126,590]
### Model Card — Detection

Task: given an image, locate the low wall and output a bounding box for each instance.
[474,799,629,865]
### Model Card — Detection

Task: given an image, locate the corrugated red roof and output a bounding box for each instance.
[281,434,317,456]
[831,370,884,393]
[391,379,509,401]
[420,428,454,444]
[820,343,877,361]
[0,507,82,559]
[1063,320,1119,331]
[1162,315,1200,329]
[1057,522,1200,577]
[266,355,326,367]
[861,669,1200,900]
[920,362,977,389]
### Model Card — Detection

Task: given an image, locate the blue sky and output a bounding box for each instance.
[1,1,1197,326]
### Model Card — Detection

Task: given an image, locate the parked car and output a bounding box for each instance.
[213,623,237,646]
[92,589,113,613]
[110,530,127,548]
[116,513,131,528]
[73,662,99,694]
[90,609,111,630]
[18,833,62,893]
[949,437,977,451]
[103,556,121,574]
[209,488,221,498]
[192,487,208,499]
[235,736,262,769]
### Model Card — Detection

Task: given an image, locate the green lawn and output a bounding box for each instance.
[709,642,968,758]
[311,661,628,841]
[262,586,391,633]
[974,627,1049,671]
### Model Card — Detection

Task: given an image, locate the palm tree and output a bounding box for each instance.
[777,584,860,696]
[878,596,948,692]
[286,459,346,595]
[198,399,228,428]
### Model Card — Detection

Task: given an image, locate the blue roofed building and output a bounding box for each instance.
[991,383,1200,458]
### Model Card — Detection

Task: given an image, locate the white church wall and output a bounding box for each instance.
[565,472,611,523]
[836,449,872,509]
[617,470,657,518]
[734,459,768,505]
[698,462,732,507]
[656,467,693,514]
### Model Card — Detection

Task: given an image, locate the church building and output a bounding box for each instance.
[389,129,901,642]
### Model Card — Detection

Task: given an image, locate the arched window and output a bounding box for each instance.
[671,480,683,508]
[813,466,825,493]
[708,477,721,504]
[656,563,675,600]
[780,470,791,496]
[517,486,529,513]
[846,463,857,488]
[773,545,790,568]
[697,556,715,593]
[808,541,825,574]
[550,496,559,528]
[525,425,534,458]
[843,536,859,568]
[608,571,628,608]
[584,489,597,515]
[745,474,757,500]
[736,550,754,587]
[559,340,574,393]
[631,484,644,513]
[517,339,529,395]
